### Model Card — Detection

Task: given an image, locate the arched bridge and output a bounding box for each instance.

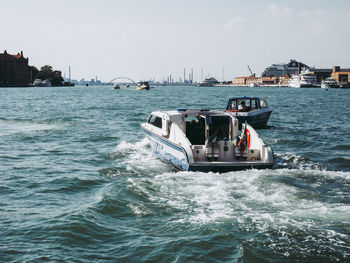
[109,77,137,83]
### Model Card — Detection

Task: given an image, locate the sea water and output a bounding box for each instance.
[0,86,349,262]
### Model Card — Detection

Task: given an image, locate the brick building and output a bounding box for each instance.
[0,50,29,87]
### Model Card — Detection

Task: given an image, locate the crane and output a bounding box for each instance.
[247,65,255,77]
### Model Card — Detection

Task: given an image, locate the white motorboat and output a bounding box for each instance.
[141,109,274,172]
[322,78,340,89]
[33,79,51,87]
[321,80,328,90]
[113,83,120,89]
[288,69,319,88]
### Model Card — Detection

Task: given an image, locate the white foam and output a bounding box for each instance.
[127,168,350,245]
[0,120,57,136]
[114,138,169,172]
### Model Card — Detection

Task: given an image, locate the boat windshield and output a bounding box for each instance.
[229,98,258,112]
[260,99,268,108]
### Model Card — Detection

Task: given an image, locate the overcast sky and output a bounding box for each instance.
[2,0,350,82]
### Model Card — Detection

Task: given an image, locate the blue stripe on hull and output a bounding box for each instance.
[143,129,190,171]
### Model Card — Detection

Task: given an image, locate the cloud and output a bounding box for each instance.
[267,4,292,18]
[222,16,249,31]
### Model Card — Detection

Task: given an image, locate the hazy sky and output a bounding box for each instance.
[2,0,350,82]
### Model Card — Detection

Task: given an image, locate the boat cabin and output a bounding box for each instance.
[226,97,269,112]
[146,109,238,144]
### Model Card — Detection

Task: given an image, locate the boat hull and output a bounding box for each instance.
[136,87,150,90]
[189,162,273,172]
[231,109,272,129]
[143,129,190,170]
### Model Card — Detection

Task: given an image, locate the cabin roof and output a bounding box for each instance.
[151,109,231,118]
[228,96,261,100]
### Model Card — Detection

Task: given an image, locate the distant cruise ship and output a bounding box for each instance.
[262,59,310,77]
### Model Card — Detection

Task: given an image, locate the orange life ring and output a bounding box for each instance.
[246,129,251,149]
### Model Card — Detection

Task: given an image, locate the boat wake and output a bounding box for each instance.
[106,138,172,176]
[273,152,326,170]
[126,167,350,259]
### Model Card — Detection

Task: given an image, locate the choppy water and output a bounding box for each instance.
[1,85,350,262]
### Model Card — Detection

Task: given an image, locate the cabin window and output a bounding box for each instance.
[148,115,162,129]
[260,99,268,108]
[230,100,237,110]
[237,99,251,112]
[208,116,230,141]
[251,99,257,110]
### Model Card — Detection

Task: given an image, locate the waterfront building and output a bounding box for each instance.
[331,66,350,87]
[0,50,29,87]
[309,68,332,83]
[233,76,258,86]
[233,75,289,86]
[261,59,309,77]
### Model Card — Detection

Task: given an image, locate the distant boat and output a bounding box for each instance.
[321,81,329,91]
[136,81,151,90]
[288,69,320,88]
[113,83,120,89]
[33,79,51,87]
[197,77,219,87]
[225,97,272,129]
[323,77,340,89]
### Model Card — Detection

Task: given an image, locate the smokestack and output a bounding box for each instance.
[69,66,71,81]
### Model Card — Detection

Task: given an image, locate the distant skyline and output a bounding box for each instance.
[2,0,350,82]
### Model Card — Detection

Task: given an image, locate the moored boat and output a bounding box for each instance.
[141,109,274,172]
[288,69,320,88]
[323,77,340,89]
[225,97,272,129]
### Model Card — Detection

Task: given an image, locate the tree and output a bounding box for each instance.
[37,65,53,80]
[28,65,39,81]
[51,71,64,86]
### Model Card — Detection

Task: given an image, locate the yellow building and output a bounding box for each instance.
[331,66,350,86]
